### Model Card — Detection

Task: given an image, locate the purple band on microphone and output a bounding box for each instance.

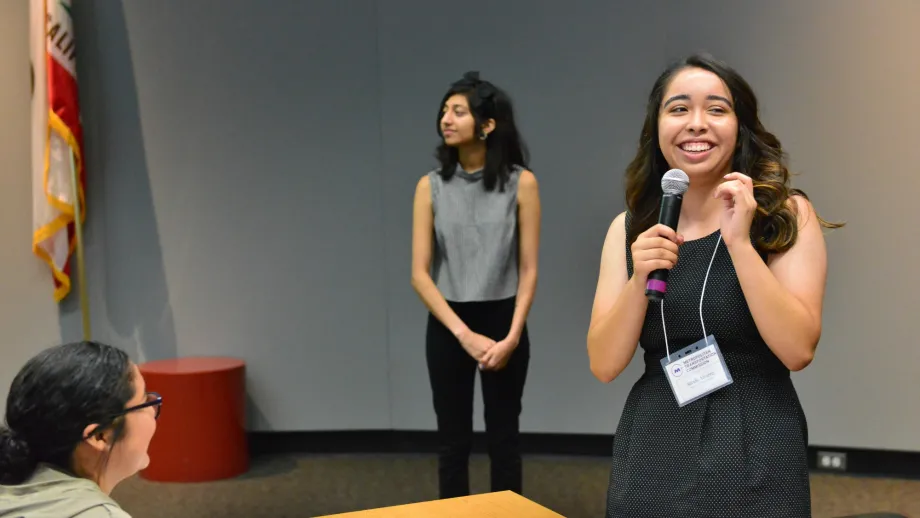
[646,279,667,293]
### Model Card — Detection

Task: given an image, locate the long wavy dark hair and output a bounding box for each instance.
[434,71,529,192]
[625,53,843,253]
[0,341,135,485]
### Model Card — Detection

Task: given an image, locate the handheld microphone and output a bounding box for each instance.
[645,168,690,302]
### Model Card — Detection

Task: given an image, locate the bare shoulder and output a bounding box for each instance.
[590,210,628,322]
[787,194,818,229]
[416,173,431,191]
[770,194,826,267]
[518,168,538,188]
[598,211,627,263]
[415,174,432,202]
[517,169,540,205]
[606,211,627,245]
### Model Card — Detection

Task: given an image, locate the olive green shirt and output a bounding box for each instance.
[0,464,130,518]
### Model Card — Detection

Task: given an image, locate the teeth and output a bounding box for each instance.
[681,142,711,152]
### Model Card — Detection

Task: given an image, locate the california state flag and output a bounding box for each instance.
[30,0,85,302]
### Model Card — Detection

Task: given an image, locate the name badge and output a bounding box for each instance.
[660,335,733,407]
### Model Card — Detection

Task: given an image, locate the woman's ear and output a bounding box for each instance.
[481,118,496,138]
[81,423,112,453]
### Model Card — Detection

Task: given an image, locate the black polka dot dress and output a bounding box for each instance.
[605,213,811,518]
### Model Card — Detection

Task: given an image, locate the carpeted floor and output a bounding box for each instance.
[110,453,919,517]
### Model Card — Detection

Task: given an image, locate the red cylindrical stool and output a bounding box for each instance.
[138,357,248,482]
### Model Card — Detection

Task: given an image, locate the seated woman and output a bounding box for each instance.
[0,341,161,517]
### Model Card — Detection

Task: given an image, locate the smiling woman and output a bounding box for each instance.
[587,53,843,518]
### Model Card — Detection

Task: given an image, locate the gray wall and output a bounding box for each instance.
[2,0,918,451]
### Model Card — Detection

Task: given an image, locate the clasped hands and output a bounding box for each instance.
[456,328,518,371]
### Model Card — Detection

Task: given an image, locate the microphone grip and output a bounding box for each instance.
[645,193,683,301]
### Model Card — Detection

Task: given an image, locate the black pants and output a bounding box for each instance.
[425,296,530,499]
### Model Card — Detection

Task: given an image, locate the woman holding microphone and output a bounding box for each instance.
[588,53,841,517]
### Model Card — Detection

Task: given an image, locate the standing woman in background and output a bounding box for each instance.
[587,53,841,517]
[411,71,541,499]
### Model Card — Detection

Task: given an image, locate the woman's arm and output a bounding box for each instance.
[586,212,650,382]
[727,195,828,371]
[479,170,540,370]
[410,175,470,338]
[507,170,540,341]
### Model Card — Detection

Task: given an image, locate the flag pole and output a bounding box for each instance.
[69,148,91,340]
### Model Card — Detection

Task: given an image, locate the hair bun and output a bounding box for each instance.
[0,427,35,484]
[454,71,496,101]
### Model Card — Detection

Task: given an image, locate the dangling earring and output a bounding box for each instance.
[479,131,487,141]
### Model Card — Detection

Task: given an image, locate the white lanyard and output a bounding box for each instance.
[661,233,723,363]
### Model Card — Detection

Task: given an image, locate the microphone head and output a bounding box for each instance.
[661,169,690,195]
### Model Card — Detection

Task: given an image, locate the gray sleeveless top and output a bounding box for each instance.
[428,164,522,302]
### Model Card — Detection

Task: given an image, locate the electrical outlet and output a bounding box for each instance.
[817,451,847,471]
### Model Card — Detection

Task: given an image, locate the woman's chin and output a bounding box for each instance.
[136,453,150,471]
[671,161,728,183]
[442,136,478,148]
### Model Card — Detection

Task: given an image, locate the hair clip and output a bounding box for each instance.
[463,71,480,82]
[454,70,495,102]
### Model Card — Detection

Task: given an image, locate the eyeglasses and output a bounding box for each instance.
[84,392,163,439]
[126,392,163,420]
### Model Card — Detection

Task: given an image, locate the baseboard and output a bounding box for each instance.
[247,431,920,479]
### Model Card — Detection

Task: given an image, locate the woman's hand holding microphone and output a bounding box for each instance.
[630,224,685,285]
